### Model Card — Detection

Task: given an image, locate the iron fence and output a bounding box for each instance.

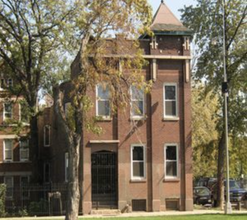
[5,183,68,217]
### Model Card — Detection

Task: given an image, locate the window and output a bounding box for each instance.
[65,152,69,182]
[0,79,4,90]
[20,139,29,161]
[96,84,110,117]
[3,103,13,120]
[163,84,178,118]
[164,144,179,179]
[44,163,50,183]
[4,176,13,199]
[64,102,71,118]
[130,86,145,119]
[6,78,13,88]
[20,176,29,199]
[0,78,12,89]
[3,139,13,162]
[19,102,29,123]
[44,125,50,147]
[131,145,146,180]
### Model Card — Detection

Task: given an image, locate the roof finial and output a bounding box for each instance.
[161,0,164,3]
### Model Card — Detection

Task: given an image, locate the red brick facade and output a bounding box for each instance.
[0,91,31,209]
[45,2,193,213]
[0,1,193,215]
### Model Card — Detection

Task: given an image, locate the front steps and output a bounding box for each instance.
[90,209,121,216]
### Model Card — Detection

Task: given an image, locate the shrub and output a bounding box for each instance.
[0,184,6,217]
[29,199,48,216]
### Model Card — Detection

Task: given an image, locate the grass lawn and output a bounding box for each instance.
[78,214,247,220]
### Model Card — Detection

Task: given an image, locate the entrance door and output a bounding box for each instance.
[91,151,117,209]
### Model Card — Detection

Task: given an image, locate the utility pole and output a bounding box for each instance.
[222,0,232,214]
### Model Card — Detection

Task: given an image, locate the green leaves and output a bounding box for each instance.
[192,85,220,178]
[181,0,247,178]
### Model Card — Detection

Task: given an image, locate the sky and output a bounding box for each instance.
[148,0,197,20]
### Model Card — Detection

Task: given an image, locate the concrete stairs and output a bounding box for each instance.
[90,209,121,216]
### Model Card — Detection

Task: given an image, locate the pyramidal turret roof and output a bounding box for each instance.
[150,1,192,35]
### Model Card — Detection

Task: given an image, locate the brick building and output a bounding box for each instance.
[42,1,194,214]
[0,74,31,210]
[0,1,193,215]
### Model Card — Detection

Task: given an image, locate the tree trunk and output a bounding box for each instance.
[216,133,225,208]
[65,135,81,220]
[30,114,41,183]
[53,86,82,220]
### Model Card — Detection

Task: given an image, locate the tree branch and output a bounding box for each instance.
[227,5,247,50]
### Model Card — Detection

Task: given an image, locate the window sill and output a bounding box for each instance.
[162,117,179,121]
[20,160,30,163]
[163,178,180,182]
[20,122,30,126]
[1,123,18,127]
[130,179,147,183]
[130,116,146,121]
[96,117,112,122]
[1,161,32,164]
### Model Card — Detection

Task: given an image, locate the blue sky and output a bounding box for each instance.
[148,0,197,19]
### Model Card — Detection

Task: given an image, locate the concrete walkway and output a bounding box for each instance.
[2,210,247,220]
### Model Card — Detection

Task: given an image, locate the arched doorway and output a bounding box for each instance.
[91,151,117,209]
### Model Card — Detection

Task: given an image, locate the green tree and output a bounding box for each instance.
[0,0,78,182]
[192,84,219,178]
[53,1,152,219]
[181,0,247,208]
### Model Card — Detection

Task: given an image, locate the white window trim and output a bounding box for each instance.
[19,139,29,162]
[20,176,30,199]
[164,143,179,180]
[44,125,51,147]
[96,84,111,119]
[65,152,69,182]
[130,144,146,180]
[130,86,145,120]
[4,176,13,199]
[163,83,178,119]
[3,103,13,121]
[3,139,13,162]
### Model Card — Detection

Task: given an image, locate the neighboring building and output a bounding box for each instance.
[0,75,31,211]
[46,1,193,214]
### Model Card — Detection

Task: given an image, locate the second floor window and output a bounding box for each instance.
[3,103,13,120]
[130,86,144,119]
[164,84,178,118]
[96,84,110,117]
[64,102,71,118]
[0,78,13,89]
[44,125,50,147]
[20,139,29,161]
[6,78,13,88]
[4,139,13,162]
[20,102,29,123]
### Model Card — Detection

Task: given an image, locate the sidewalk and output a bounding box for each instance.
[2,209,247,220]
